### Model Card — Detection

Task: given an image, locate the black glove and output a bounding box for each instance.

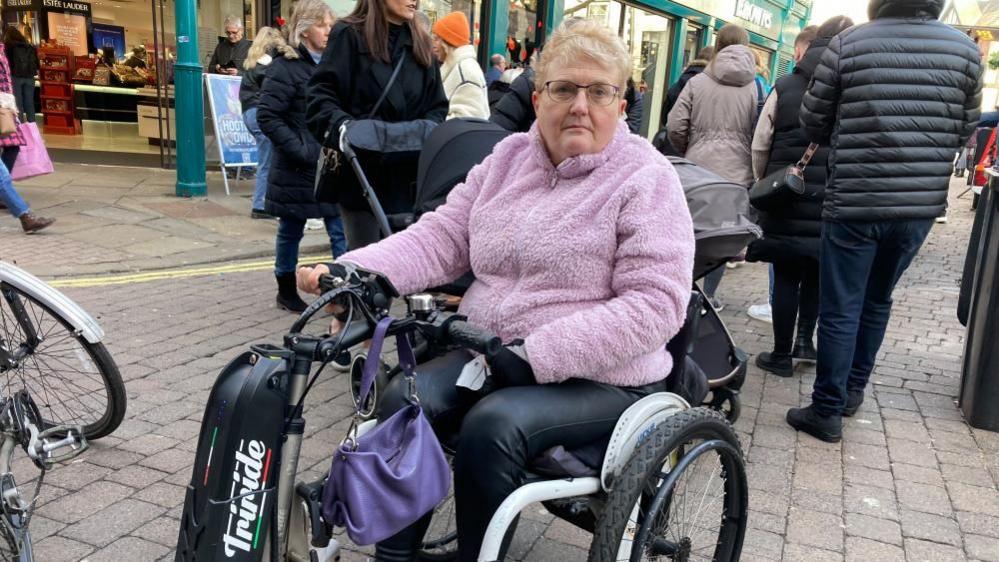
[485,340,535,388]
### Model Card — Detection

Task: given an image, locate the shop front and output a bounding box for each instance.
[505,0,812,138]
[0,0,255,166]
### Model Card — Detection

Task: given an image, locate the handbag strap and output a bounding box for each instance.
[796,143,820,170]
[367,52,406,119]
[355,317,417,410]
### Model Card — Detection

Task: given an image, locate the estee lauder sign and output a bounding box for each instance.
[1,0,90,15]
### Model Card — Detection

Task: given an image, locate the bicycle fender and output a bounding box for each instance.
[0,261,104,344]
[599,392,690,492]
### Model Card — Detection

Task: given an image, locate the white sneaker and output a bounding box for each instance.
[305,218,324,230]
[747,303,772,323]
[935,215,948,224]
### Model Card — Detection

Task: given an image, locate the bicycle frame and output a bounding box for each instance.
[0,435,32,562]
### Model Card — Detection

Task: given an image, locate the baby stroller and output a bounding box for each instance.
[345,118,757,423]
[668,156,761,421]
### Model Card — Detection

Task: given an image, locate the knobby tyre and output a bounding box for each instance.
[0,284,126,439]
[588,407,747,562]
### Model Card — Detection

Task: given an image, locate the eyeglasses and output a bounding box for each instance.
[543,80,621,106]
[225,29,242,36]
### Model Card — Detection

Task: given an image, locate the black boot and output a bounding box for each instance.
[842,389,865,417]
[755,351,793,377]
[792,335,817,364]
[786,404,842,443]
[275,273,307,312]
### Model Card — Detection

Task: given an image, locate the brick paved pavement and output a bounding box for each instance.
[0,164,334,277]
[9,179,999,560]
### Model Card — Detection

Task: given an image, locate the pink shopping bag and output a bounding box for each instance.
[10,122,54,180]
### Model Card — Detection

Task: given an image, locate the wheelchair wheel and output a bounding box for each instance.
[418,453,458,561]
[589,407,747,562]
[348,353,389,420]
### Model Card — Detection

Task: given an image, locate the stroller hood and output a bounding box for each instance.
[415,119,513,216]
[667,156,762,279]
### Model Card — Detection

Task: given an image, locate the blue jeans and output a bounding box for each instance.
[0,158,28,218]
[12,77,35,123]
[275,216,347,276]
[812,219,934,416]
[242,107,271,211]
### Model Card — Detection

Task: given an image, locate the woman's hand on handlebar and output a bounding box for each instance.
[297,264,330,295]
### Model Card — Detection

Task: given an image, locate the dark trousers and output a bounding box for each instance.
[375,350,663,561]
[11,78,34,123]
[812,219,934,416]
[2,146,19,173]
[771,259,819,354]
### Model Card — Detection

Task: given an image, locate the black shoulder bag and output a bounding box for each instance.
[749,142,819,212]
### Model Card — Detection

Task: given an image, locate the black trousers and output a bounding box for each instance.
[771,258,819,355]
[374,350,665,561]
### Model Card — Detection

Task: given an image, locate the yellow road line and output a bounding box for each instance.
[49,254,331,288]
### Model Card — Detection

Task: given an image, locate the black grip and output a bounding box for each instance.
[447,320,502,357]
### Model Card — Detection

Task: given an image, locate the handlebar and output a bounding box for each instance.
[447,320,502,357]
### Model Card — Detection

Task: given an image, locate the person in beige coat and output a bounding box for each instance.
[667,24,759,187]
[432,12,490,120]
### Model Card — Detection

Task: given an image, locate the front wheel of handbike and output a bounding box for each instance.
[589,407,748,562]
[0,283,126,439]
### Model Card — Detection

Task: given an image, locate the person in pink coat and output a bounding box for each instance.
[299,20,694,561]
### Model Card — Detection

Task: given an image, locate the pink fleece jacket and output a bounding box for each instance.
[341,121,695,386]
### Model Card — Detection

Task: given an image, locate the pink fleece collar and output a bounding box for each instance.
[529,120,631,181]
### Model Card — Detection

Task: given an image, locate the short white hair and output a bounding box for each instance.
[535,19,630,91]
[223,15,243,29]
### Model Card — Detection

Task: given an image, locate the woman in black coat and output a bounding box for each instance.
[306,0,448,249]
[747,17,852,377]
[257,0,347,313]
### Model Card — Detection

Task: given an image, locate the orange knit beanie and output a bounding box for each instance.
[433,12,470,47]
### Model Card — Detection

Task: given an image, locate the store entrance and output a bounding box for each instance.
[1,0,251,167]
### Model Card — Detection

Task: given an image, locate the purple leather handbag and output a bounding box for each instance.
[321,317,451,546]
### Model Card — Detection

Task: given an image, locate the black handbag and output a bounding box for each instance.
[749,143,819,212]
[315,53,407,195]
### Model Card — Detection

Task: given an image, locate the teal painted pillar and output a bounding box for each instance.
[699,18,715,50]
[544,0,563,38]
[486,0,509,68]
[174,0,207,197]
[668,17,689,85]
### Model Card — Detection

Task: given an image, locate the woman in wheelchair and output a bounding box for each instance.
[298,20,695,562]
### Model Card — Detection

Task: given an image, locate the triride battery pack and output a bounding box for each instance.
[175,349,289,561]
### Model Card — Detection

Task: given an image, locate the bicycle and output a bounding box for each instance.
[0,389,88,560]
[0,260,126,440]
[176,269,748,562]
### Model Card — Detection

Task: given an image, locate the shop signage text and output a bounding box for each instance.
[1,0,90,14]
[734,0,773,29]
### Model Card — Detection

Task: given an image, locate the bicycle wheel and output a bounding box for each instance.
[0,283,125,440]
[589,407,748,562]
[418,453,458,561]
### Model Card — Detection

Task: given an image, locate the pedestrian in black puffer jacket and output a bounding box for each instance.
[747,20,851,379]
[306,1,448,250]
[258,0,347,313]
[785,0,983,443]
[489,66,535,132]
